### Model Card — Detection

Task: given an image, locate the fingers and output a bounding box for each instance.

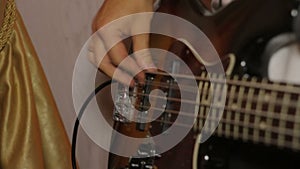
[95,25,155,84]
[88,33,147,86]
[132,34,157,72]
[106,41,146,84]
[100,55,135,86]
[87,35,105,66]
[90,2,156,86]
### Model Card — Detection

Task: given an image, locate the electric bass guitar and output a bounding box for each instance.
[108,0,300,168]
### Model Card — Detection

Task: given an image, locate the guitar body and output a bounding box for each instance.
[198,136,300,169]
[151,0,295,75]
[108,0,300,168]
[108,41,233,169]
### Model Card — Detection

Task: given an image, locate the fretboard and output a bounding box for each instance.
[193,72,300,151]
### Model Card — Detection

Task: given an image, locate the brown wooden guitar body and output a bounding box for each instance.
[152,0,294,58]
[109,0,297,169]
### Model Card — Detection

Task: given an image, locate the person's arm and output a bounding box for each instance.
[90,0,156,86]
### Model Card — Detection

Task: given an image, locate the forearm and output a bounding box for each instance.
[93,0,155,32]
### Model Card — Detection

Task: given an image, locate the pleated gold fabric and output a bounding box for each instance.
[0,1,72,169]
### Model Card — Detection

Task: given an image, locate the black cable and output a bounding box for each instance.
[71,80,113,169]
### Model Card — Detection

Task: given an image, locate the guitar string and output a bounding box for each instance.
[119,89,300,110]
[130,104,300,135]
[139,71,300,94]
[133,78,300,95]
[128,113,300,150]
[112,72,300,149]
[117,90,300,123]
[147,115,300,140]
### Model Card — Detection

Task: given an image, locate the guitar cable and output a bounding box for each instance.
[71,80,113,169]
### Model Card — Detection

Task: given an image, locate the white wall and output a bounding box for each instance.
[16,0,109,168]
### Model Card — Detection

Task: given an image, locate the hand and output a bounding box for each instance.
[89,0,156,86]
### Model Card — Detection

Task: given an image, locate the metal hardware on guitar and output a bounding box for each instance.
[135,75,155,131]
[113,74,156,130]
[113,84,134,123]
[109,71,181,169]
[128,143,160,169]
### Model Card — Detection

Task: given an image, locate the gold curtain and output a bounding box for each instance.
[0,0,72,168]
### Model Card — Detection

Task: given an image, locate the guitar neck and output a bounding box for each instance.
[194,72,300,151]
